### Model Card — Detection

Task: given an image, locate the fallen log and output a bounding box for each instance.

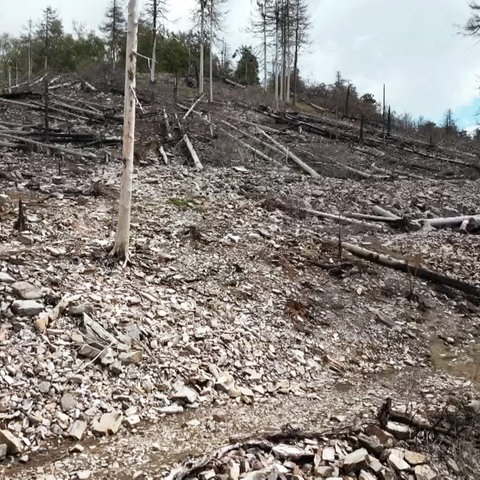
[256,128,320,178]
[341,242,480,297]
[301,208,383,231]
[223,77,246,89]
[420,214,480,228]
[372,205,401,220]
[0,132,97,160]
[183,134,203,170]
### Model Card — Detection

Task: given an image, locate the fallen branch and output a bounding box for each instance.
[159,145,169,165]
[183,94,205,120]
[223,78,246,89]
[256,128,320,178]
[341,242,480,297]
[301,208,383,231]
[220,127,277,163]
[372,205,401,220]
[183,134,203,171]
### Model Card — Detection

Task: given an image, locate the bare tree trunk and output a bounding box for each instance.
[28,19,32,80]
[263,1,267,93]
[274,15,279,105]
[209,1,213,102]
[112,0,139,261]
[199,3,205,95]
[150,0,157,83]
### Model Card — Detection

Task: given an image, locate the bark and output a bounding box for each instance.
[209,1,213,102]
[111,0,139,261]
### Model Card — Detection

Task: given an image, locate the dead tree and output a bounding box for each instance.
[111,0,139,261]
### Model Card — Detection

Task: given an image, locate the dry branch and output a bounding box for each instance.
[256,128,320,178]
[183,134,203,171]
[420,214,480,228]
[183,94,205,120]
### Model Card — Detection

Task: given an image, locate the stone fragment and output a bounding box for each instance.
[314,465,333,477]
[118,350,143,365]
[0,272,15,283]
[0,444,7,460]
[12,281,42,300]
[446,458,461,475]
[110,361,123,374]
[358,433,384,454]
[92,412,123,435]
[76,471,92,479]
[272,444,311,460]
[199,469,216,480]
[404,450,428,466]
[172,384,198,404]
[78,344,101,359]
[414,464,437,480]
[242,466,278,480]
[342,448,368,473]
[38,381,51,394]
[215,371,235,391]
[159,405,184,414]
[100,347,116,366]
[69,444,85,453]
[0,430,23,454]
[61,393,77,411]
[11,300,44,317]
[385,421,412,440]
[466,399,480,414]
[322,446,336,462]
[19,454,29,463]
[124,415,141,428]
[388,452,410,472]
[366,454,384,475]
[365,425,396,447]
[359,470,377,480]
[68,420,87,441]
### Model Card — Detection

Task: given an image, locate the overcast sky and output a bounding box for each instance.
[1,0,479,129]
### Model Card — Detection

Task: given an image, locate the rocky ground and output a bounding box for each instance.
[0,78,479,479]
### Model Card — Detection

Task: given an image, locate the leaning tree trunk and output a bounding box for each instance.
[111,0,139,261]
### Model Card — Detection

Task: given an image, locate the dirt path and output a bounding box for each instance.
[4,366,473,479]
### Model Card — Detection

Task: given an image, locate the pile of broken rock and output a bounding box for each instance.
[167,421,455,480]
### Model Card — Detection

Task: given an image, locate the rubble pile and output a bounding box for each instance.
[0,78,479,478]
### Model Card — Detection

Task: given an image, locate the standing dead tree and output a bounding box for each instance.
[145,0,167,83]
[111,0,139,261]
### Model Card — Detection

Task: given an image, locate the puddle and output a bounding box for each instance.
[430,339,480,386]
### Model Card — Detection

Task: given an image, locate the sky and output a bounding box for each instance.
[1,0,479,130]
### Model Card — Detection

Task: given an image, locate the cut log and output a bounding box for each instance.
[183,93,205,120]
[341,242,480,297]
[256,128,320,178]
[223,78,246,89]
[183,134,203,170]
[343,212,405,224]
[420,214,480,228]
